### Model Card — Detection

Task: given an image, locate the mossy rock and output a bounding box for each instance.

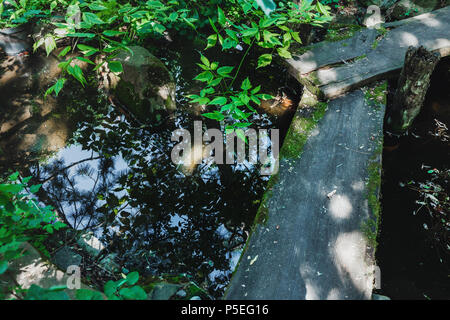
[113,46,176,124]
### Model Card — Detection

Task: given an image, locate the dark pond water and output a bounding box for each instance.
[0,37,300,298]
[376,58,450,300]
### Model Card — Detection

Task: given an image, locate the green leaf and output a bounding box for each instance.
[146,0,164,8]
[258,93,274,100]
[44,35,56,57]
[194,71,214,82]
[208,77,222,87]
[48,285,67,292]
[235,128,246,142]
[202,112,225,121]
[251,85,261,94]
[209,18,218,33]
[209,97,227,106]
[222,37,238,50]
[234,122,252,128]
[291,31,302,43]
[119,286,147,300]
[206,34,217,49]
[58,46,71,57]
[0,184,24,194]
[169,12,178,21]
[316,2,331,16]
[241,78,252,90]
[33,38,44,52]
[191,97,210,105]
[83,12,105,25]
[259,17,278,29]
[67,33,96,38]
[220,104,234,112]
[225,29,239,42]
[102,30,126,37]
[104,281,118,298]
[126,271,139,285]
[210,62,218,70]
[277,46,292,59]
[8,172,19,181]
[217,7,226,26]
[217,66,233,77]
[257,54,272,68]
[77,44,99,53]
[154,24,166,34]
[108,61,123,73]
[44,86,55,98]
[200,55,210,68]
[88,3,107,11]
[67,64,86,86]
[263,30,282,46]
[53,78,66,96]
[76,289,103,300]
[76,57,95,65]
[242,27,259,37]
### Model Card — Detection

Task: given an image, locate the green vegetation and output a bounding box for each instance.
[371,26,388,50]
[364,81,387,107]
[362,137,383,250]
[324,23,362,42]
[0,172,66,286]
[1,0,332,133]
[0,171,149,300]
[189,0,332,133]
[280,101,328,159]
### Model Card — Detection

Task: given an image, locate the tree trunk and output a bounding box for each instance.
[387,46,440,134]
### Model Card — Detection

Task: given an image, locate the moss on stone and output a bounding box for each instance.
[253,172,279,226]
[324,24,363,42]
[280,101,328,160]
[362,121,384,251]
[251,89,328,228]
[372,27,389,50]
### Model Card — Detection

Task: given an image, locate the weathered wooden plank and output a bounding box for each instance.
[287,28,378,75]
[225,86,385,300]
[287,6,450,99]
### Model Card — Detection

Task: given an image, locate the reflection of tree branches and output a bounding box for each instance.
[36,155,118,231]
[38,154,102,184]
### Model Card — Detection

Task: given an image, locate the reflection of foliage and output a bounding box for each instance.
[31,101,266,297]
[37,154,117,231]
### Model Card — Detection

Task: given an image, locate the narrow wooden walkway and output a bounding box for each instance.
[225,87,385,300]
[286,6,450,99]
[225,7,450,300]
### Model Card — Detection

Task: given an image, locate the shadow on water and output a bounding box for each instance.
[0,37,300,297]
[377,57,450,300]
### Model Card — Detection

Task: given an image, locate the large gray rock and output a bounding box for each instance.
[112,46,176,124]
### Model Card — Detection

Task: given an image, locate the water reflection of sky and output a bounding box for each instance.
[30,105,273,297]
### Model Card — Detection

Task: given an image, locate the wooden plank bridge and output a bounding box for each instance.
[225,6,450,300]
